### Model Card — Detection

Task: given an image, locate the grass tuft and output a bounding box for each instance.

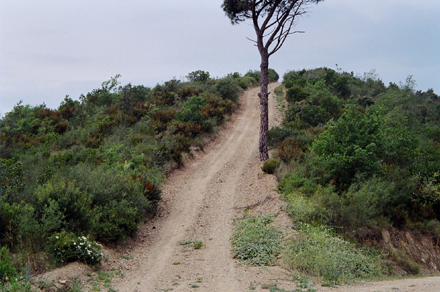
[230,215,282,266]
[286,224,382,283]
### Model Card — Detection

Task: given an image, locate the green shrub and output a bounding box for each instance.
[284,102,332,128]
[0,158,24,202]
[245,70,260,83]
[26,165,156,244]
[34,177,93,235]
[236,76,257,89]
[268,68,280,82]
[193,241,203,249]
[0,201,48,251]
[278,173,306,194]
[85,132,103,149]
[155,128,191,166]
[48,232,103,265]
[231,215,282,265]
[286,86,308,103]
[278,139,307,163]
[201,95,234,120]
[150,90,176,106]
[0,247,17,283]
[262,159,280,174]
[287,225,381,283]
[0,247,32,292]
[268,126,294,147]
[92,200,141,243]
[0,278,32,292]
[338,177,393,228]
[175,96,207,126]
[274,86,284,98]
[186,70,210,83]
[283,191,327,225]
[312,105,386,186]
[278,172,320,197]
[213,77,242,102]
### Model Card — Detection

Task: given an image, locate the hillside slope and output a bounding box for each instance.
[38,83,440,291]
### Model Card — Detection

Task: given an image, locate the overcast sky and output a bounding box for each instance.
[1,0,439,116]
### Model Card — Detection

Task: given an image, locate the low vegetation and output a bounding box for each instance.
[261,159,281,174]
[286,225,382,282]
[230,215,282,266]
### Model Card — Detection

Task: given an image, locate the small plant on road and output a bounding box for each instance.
[178,239,203,250]
[193,241,203,249]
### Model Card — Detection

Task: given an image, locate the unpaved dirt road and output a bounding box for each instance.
[111,83,288,292]
[106,84,440,292]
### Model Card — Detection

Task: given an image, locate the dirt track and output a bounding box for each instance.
[105,84,440,291]
[109,83,286,291]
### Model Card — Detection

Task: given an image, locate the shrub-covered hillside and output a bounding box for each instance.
[0,70,278,272]
[270,68,440,232]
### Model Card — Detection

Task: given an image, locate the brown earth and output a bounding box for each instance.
[36,84,440,291]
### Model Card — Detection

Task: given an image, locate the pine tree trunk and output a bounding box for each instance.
[258,52,270,161]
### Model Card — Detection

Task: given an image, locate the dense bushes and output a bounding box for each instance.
[274,67,440,235]
[0,70,251,272]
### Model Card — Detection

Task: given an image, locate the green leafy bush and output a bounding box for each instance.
[290,103,332,128]
[244,70,260,83]
[268,126,294,147]
[0,247,32,292]
[213,77,242,102]
[0,247,17,283]
[262,159,281,174]
[278,172,320,197]
[286,86,308,102]
[236,76,257,89]
[282,188,333,225]
[0,278,32,292]
[175,96,207,126]
[312,106,386,186]
[268,68,280,82]
[92,199,141,243]
[231,215,282,265]
[186,70,210,83]
[48,232,103,265]
[287,225,381,283]
[193,241,203,249]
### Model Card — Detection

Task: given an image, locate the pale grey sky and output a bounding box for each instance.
[1,0,439,116]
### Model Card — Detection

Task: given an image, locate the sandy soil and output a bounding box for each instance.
[37,84,440,291]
